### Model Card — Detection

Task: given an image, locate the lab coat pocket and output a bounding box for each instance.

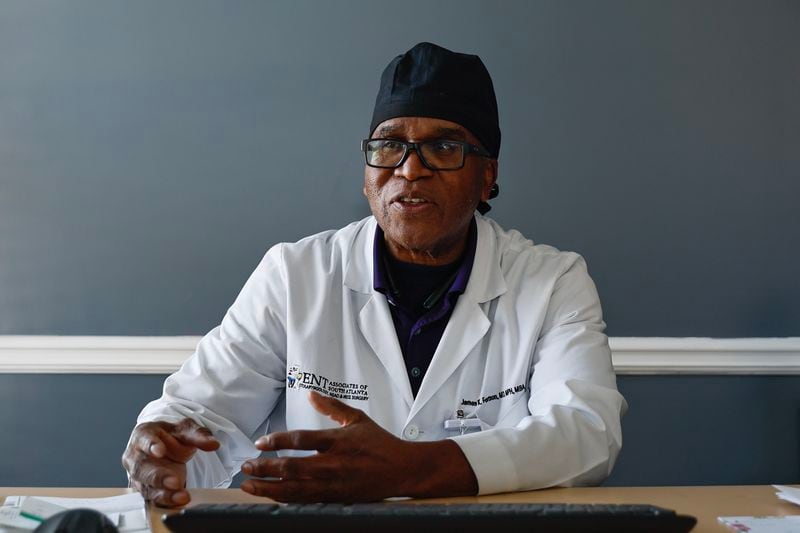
[475,391,529,429]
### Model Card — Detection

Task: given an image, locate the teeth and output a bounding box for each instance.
[400,197,426,203]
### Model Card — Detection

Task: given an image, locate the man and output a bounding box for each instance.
[123,42,626,506]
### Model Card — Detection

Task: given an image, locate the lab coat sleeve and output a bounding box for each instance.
[451,254,626,495]
[135,244,289,488]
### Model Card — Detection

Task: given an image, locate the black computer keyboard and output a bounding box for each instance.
[162,502,697,532]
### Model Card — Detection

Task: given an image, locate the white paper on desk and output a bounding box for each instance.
[2,493,149,533]
[23,492,145,513]
[0,505,41,531]
[773,485,800,507]
[719,516,800,532]
[19,497,69,521]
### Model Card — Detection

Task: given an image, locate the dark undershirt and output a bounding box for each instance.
[385,254,460,314]
[374,220,477,397]
[383,253,461,397]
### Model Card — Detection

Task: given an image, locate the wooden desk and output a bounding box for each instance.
[2,486,798,532]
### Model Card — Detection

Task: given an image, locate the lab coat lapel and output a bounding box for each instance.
[357,295,414,408]
[408,217,507,421]
[344,217,414,408]
[408,298,490,420]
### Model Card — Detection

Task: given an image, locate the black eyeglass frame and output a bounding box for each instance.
[360,138,492,170]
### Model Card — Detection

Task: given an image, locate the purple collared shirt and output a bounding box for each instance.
[373,219,477,397]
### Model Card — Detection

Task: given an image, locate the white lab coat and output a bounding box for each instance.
[137,215,626,495]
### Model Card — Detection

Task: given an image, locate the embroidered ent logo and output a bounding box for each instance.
[286,365,302,389]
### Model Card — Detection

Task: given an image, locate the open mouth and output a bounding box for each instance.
[396,196,429,204]
[391,191,434,204]
[391,195,434,212]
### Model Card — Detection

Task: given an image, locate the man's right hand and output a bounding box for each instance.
[122,419,220,507]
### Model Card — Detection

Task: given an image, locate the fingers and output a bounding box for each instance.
[308,391,364,426]
[142,429,196,463]
[125,447,182,488]
[132,420,219,463]
[131,478,191,508]
[255,429,337,452]
[123,419,218,509]
[241,478,357,503]
[123,448,190,507]
[172,418,221,452]
[241,455,340,480]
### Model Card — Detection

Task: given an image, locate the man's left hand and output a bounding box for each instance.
[240,391,477,502]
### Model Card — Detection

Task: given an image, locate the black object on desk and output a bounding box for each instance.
[34,508,119,533]
[162,502,697,532]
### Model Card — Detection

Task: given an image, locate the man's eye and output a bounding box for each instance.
[379,141,404,152]
[431,142,458,153]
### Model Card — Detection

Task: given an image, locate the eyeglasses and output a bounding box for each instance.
[361,138,491,170]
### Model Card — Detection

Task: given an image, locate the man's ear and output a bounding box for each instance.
[481,159,498,202]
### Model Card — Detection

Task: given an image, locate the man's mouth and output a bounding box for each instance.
[389,193,435,213]
[397,196,429,204]
[392,192,433,204]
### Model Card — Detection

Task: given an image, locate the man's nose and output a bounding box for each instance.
[394,149,432,181]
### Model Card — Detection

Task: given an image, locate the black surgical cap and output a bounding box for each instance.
[370,42,501,159]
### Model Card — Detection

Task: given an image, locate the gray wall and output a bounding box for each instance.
[2,0,798,336]
[1,1,798,487]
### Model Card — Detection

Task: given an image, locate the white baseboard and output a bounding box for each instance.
[609,337,800,375]
[0,336,195,374]
[0,335,799,375]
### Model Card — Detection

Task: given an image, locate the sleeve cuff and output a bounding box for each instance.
[450,430,520,495]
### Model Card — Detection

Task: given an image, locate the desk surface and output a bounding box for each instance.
[2,486,798,533]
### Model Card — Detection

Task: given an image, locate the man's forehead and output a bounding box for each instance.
[374,117,472,141]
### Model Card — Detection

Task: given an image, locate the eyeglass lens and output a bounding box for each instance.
[365,140,465,170]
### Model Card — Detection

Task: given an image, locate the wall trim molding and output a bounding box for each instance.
[609,337,800,375]
[0,336,196,374]
[0,335,799,375]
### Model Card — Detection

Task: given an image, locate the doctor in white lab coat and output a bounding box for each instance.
[123,42,626,506]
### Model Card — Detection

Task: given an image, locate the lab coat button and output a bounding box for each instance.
[404,424,420,440]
